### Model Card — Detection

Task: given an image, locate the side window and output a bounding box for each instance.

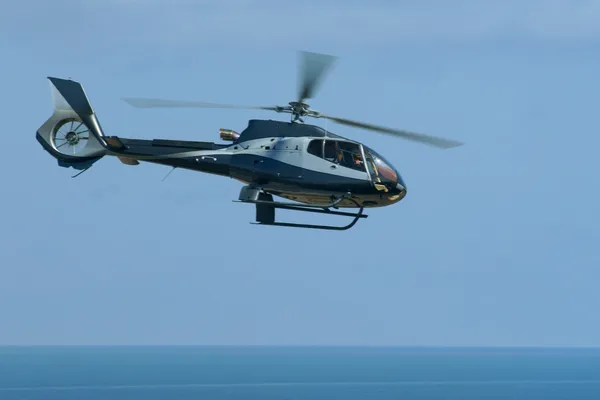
[307,139,366,173]
[307,139,323,158]
[338,141,366,172]
[323,140,338,162]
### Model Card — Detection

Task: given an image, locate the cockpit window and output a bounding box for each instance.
[337,141,365,172]
[306,139,366,173]
[322,140,365,172]
[364,146,398,183]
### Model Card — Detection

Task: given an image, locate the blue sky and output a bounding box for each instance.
[1,0,600,346]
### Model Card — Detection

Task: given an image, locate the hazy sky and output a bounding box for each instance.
[1,0,600,346]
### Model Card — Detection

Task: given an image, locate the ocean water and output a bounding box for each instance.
[1,346,600,399]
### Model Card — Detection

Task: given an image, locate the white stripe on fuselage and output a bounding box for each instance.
[109,137,370,181]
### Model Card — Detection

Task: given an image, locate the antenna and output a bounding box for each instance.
[162,166,177,182]
[71,165,92,178]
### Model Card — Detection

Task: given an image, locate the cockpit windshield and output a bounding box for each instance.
[364,146,398,184]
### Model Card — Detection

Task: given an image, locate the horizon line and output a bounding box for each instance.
[2,344,600,349]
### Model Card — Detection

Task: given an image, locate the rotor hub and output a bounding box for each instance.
[287,101,313,123]
[289,101,310,112]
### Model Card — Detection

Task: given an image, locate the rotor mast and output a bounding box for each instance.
[276,101,321,124]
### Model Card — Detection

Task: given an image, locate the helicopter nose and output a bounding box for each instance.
[386,182,407,203]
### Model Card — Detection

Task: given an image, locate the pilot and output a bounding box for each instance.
[353,153,364,166]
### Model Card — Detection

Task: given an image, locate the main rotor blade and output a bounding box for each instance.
[297,51,337,103]
[319,114,464,149]
[122,97,279,111]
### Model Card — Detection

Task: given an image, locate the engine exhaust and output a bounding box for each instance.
[220,128,240,141]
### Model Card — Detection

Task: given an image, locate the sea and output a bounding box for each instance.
[1,346,599,399]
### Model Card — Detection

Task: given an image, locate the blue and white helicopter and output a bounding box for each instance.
[36,51,463,230]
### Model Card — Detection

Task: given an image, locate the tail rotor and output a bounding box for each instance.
[51,118,91,156]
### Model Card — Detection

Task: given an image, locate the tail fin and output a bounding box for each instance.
[36,77,110,171]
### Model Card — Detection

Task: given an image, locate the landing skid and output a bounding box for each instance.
[235,186,367,231]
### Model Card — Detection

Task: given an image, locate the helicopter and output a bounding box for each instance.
[36,51,463,231]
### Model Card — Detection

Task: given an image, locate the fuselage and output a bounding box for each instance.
[105,123,407,209]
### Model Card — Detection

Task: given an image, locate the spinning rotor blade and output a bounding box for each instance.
[319,114,464,149]
[297,51,337,103]
[122,97,279,112]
